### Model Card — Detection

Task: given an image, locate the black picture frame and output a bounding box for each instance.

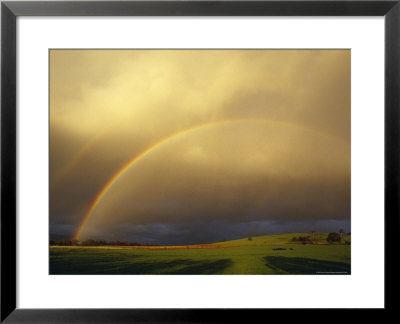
[1,0,399,322]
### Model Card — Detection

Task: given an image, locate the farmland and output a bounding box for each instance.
[50,233,351,275]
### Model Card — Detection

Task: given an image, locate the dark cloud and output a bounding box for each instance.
[74,219,351,246]
[50,50,350,244]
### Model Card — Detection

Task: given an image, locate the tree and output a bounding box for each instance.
[339,229,344,241]
[311,230,316,241]
[327,232,341,243]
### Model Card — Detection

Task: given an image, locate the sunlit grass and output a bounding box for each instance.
[50,233,350,275]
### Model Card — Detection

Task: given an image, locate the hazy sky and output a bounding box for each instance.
[50,49,350,244]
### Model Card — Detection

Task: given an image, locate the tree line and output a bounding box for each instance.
[290,229,351,245]
[49,239,156,247]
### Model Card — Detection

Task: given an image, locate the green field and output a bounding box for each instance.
[50,233,351,275]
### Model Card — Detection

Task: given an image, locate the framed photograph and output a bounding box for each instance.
[1,0,398,321]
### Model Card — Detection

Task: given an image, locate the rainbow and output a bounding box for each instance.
[72,118,348,240]
[52,118,122,188]
[53,137,101,185]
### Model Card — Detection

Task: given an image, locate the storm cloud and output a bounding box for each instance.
[50,50,350,244]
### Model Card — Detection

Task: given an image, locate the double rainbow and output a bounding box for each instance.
[72,118,347,240]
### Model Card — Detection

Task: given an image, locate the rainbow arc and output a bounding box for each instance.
[72,118,347,240]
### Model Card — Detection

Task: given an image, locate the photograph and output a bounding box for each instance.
[49,49,351,275]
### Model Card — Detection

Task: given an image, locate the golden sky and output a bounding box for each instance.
[50,49,350,244]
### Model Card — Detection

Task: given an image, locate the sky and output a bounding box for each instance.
[50,49,350,245]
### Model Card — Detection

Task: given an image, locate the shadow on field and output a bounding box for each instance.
[171,258,233,274]
[264,256,350,274]
[50,256,233,275]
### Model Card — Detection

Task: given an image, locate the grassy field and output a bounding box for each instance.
[50,233,351,275]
